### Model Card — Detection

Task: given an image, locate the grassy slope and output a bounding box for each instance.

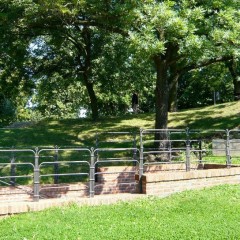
[169,101,240,129]
[1,101,239,147]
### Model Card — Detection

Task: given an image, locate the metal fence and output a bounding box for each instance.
[0,129,240,201]
[38,147,92,200]
[0,148,35,186]
[139,128,240,170]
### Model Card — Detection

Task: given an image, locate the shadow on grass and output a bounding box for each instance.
[169,102,240,130]
[0,101,239,148]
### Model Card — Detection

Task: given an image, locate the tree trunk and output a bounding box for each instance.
[226,59,240,100]
[78,26,99,120]
[83,74,99,120]
[168,48,179,112]
[168,74,179,112]
[154,55,169,143]
[153,43,179,149]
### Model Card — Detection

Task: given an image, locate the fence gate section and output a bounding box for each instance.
[94,131,139,195]
[37,147,92,201]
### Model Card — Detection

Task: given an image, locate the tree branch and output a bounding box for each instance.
[178,55,233,75]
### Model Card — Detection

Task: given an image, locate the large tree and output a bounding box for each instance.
[1,0,240,132]
[1,0,147,120]
[0,0,34,123]
[128,0,240,138]
[29,31,155,118]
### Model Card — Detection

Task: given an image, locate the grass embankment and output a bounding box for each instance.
[1,184,240,239]
[1,101,240,147]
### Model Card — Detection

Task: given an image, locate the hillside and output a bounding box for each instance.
[1,101,240,147]
[169,101,240,129]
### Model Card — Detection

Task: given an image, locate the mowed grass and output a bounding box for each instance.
[1,184,240,239]
[1,101,240,148]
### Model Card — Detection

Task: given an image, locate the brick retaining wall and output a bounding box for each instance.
[0,166,138,202]
[0,183,89,203]
[1,163,240,217]
[137,164,240,197]
[95,166,138,194]
[1,164,240,203]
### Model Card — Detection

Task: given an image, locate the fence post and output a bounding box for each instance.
[54,146,59,184]
[167,131,172,161]
[198,139,203,164]
[33,147,40,201]
[185,128,191,171]
[133,132,137,166]
[95,133,99,182]
[186,141,191,171]
[10,147,16,186]
[89,148,95,198]
[138,129,144,193]
[226,129,231,168]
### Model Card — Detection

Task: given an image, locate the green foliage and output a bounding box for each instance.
[0,94,16,127]
[0,0,36,122]
[178,63,234,109]
[92,32,156,116]
[127,0,240,130]
[1,185,240,239]
[1,0,240,126]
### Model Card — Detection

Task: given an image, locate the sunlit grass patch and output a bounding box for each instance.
[1,185,240,239]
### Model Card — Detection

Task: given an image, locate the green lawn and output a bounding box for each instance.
[1,184,240,239]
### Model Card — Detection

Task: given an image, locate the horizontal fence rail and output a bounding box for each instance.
[0,128,240,201]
